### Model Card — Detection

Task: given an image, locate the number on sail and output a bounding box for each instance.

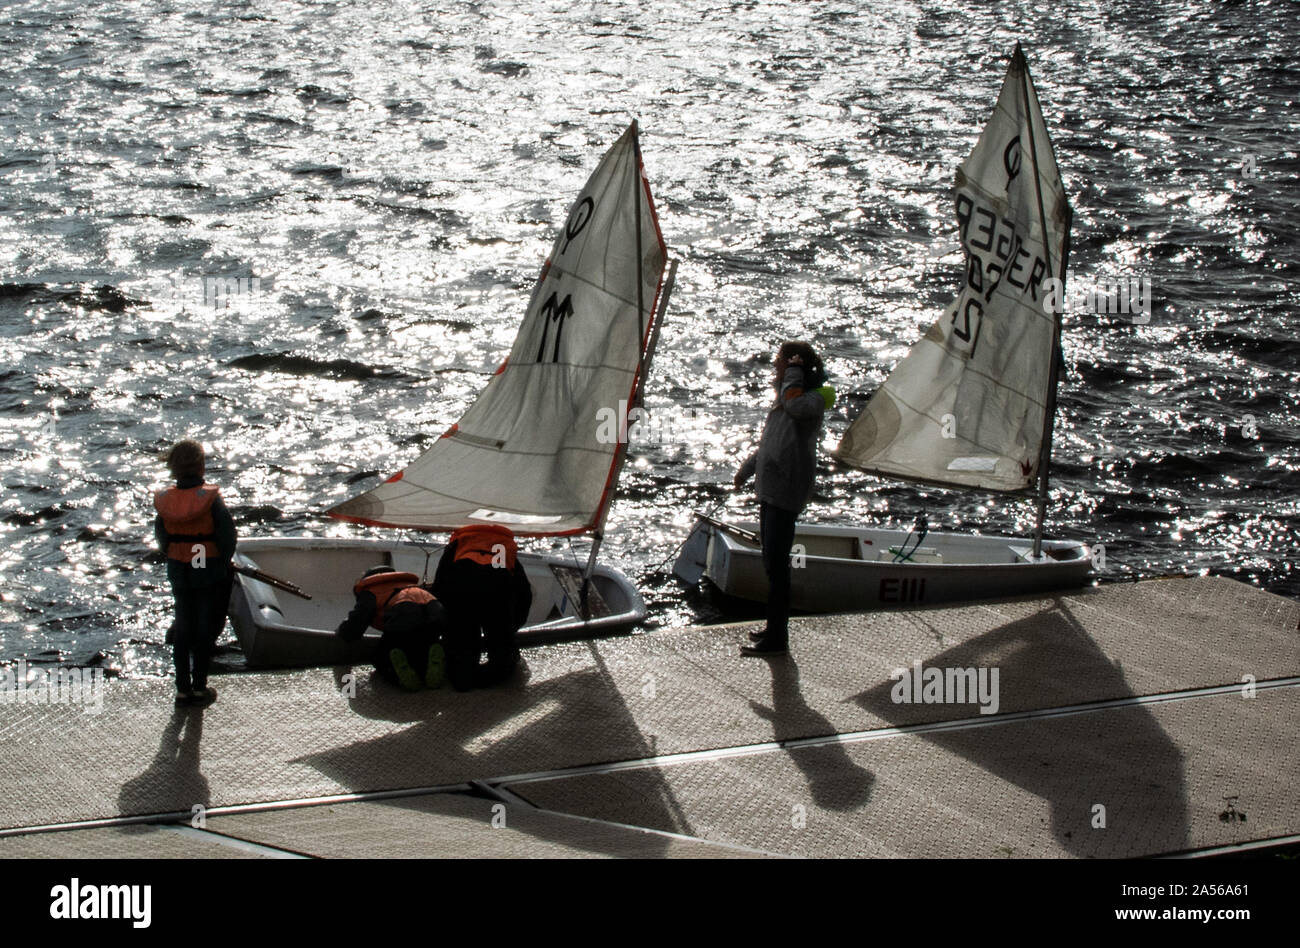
[952,296,983,356]
[562,197,594,254]
[536,291,574,362]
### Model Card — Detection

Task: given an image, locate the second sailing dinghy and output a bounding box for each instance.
[230,123,677,667]
[678,47,1092,612]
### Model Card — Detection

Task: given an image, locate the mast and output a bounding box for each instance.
[582,256,677,597]
[581,123,672,607]
[1032,210,1071,557]
[580,267,676,610]
[1018,45,1065,559]
[633,119,646,385]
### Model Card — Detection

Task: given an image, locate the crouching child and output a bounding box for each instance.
[337,566,447,691]
[433,525,532,691]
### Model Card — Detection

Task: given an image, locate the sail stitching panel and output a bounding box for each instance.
[834,46,1067,494]
[327,123,667,535]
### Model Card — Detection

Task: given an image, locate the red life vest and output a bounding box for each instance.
[154,484,221,562]
[353,571,436,631]
[449,524,517,569]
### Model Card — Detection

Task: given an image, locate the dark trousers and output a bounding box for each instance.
[760,502,798,644]
[440,561,522,691]
[171,584,222,693]
[372,600,446,686]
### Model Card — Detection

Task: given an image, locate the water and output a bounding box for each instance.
[1,0,1296,680]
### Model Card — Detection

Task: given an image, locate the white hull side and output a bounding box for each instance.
[228,537,645,668]
[703,521,1093,612]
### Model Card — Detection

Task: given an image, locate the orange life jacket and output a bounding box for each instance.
[449,524,517,569]
[154,484,221,562]
[353,571,436,631]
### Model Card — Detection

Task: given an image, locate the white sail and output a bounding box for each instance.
[836,46,1071,493]
[329,123,668,534]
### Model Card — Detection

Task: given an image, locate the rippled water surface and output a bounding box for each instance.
[1,0,1297,678]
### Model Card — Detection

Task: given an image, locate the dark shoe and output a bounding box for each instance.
[174,690,192,707]
[740,638,788,657]
[389,649,423,692]
[748,629,765,642]
[424,644,446,689]
[189,686,217,707]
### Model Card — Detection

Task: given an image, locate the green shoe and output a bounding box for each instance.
[389,649,423,692]
[424,643,446,689]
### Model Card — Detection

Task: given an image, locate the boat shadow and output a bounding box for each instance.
[296,648,699,857]
[850,598,1190,857]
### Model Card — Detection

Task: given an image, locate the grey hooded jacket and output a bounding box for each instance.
[736,366,827,514]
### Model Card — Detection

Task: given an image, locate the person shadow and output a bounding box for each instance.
[750,657,875,812]
[117,706,211,820]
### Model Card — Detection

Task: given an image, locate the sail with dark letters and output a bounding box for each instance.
[328,123,668,534]
[835,45,1071,493]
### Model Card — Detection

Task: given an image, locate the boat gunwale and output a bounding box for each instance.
[707,520,1093,569]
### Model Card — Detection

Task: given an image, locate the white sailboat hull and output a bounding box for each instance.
[227,537,646,668]
[698,520,1093,612]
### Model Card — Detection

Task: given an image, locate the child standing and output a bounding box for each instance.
[154,440,237,707]
[733,342,834,656]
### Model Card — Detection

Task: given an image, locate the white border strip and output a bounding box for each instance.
[0,783,472,838]
[157,824,308,859]
[1162,834,1300,859]
[473,781,784,858]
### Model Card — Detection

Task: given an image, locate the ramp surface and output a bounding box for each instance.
[0,577,1294,857]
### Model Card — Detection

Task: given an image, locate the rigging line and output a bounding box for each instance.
[646,496,730,576]
[892,510,930,563]
[405,531,438,583]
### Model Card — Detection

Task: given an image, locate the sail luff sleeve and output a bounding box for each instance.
[1021,49,1061,552]
[587,126,669,537]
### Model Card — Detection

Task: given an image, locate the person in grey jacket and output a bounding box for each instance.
[734,342,835,656]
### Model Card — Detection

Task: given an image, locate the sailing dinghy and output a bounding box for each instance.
[677,46,1092,611]
[230,122,677,667]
